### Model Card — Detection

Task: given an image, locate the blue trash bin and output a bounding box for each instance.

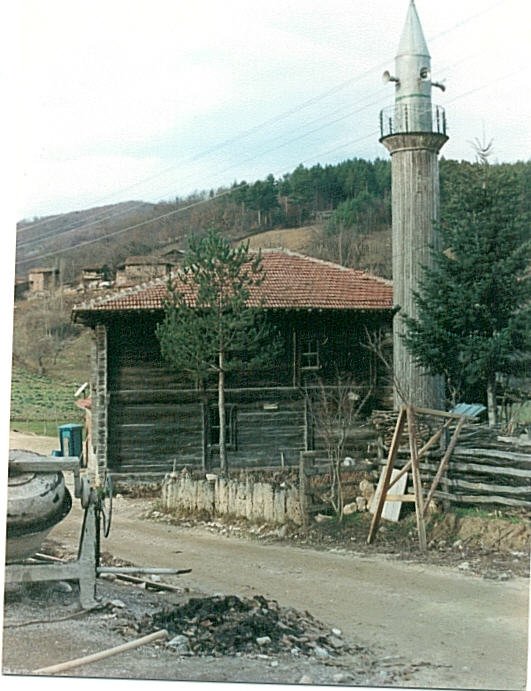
[58,424,84,462]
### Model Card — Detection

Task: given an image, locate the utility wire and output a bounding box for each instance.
[18,0,507,233]
[15,47,477,255]
[16,67,515,269]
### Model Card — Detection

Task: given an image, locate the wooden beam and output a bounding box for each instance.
[413,406,475,420]
[423,416,466,516]
[407,405,427,551]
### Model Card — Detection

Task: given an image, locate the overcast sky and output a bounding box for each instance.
[13,0,531,220]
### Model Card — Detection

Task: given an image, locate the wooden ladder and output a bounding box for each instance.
[367,404,467,550]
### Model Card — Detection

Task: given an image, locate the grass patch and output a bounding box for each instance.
[10,366,84,432]
[453,506,526,524]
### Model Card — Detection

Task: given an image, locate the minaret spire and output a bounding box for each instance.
[397,1,430,58]
[379,1,448,410]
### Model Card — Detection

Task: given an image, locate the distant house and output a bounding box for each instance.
[72,250,394,476]
[115,256,174,287]
[28,267,60,293]
[81,266,107,291]
[14,278,30,300]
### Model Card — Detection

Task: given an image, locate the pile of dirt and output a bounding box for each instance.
[148,594,350,658]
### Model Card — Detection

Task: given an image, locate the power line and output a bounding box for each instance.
[16,67,513,269]
[15,50,479,258]
[18,0,507,234]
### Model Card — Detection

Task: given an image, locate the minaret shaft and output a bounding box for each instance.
[380,2,448,410]
[383,133,447,408]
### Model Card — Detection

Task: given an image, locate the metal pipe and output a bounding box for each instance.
[96,566,186,575]
[33,629,168,675]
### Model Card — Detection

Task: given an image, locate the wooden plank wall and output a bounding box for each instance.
[103,313,391,474]
[106,345,308,473]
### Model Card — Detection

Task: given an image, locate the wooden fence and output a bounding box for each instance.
[371,414,531,511]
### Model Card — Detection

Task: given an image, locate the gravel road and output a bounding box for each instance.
[4,432,530,689]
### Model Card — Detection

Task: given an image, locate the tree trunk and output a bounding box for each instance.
[218,350,228,476]
[487,376,497,428]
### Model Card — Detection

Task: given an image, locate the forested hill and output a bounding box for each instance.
[15,158,530,282]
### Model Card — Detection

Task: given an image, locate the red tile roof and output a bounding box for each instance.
[73,250,393,319]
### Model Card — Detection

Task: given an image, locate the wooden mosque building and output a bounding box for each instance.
[73,250,393,476]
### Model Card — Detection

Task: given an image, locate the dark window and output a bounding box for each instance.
[301,337,320,370]
[209,405,238,450]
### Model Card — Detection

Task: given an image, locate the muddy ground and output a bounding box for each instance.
[2,432,530,690]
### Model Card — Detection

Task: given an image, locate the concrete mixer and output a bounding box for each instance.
[5,423,112,609]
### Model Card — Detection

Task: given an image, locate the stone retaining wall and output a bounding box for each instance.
[161,472,303,525]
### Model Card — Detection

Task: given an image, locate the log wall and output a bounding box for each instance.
[101,312,391,475]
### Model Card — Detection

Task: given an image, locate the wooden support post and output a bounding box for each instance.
[299,452,309,529]
[406,405,427,551]
[423,416,466,516]
[367,406,407,544]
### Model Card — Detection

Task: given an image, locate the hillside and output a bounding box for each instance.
[15,157,396,284]
[15,159,529,288]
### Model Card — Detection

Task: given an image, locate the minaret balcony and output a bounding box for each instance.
[379,104,447,139]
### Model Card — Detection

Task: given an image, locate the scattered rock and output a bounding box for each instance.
[276,525,288,539]
[342,502,357,515]
[256,636,271,646]
[457,561,470,571]
[53,581,73,593]
[168,634,191,654]
[333,672,353,683]
[313,645,330,658]
[299,675,314,684]
[483,570,512,581]
[315,513,333,523]
[110,598,126,608]
[355,497,367,512]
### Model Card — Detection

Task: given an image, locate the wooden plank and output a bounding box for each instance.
[447,477,531,497]
[453,447,531,467]
[432,491,531,509]
[370,469,410,520]
[381,456,531,480]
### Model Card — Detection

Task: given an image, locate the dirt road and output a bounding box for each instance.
[41,491,527,690]
[6,433,530,689]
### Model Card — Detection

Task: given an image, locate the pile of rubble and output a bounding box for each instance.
[148,594,351,658]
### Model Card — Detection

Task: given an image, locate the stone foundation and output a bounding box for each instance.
[161,472,303,525]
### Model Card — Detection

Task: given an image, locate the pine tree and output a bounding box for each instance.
[156,229,281,474]
[403,163,529,425]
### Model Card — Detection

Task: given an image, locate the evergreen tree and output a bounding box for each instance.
[403,164,529,424]
[156,228,281,473]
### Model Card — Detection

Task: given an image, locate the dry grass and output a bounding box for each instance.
[245,226,320,253]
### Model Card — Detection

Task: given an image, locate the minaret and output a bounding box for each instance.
[380,1,448,410]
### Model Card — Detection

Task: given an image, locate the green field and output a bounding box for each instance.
[10,366,85,436]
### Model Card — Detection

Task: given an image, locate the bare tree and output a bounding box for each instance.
[306,368,376,519]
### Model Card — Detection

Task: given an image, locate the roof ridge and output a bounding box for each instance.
[258,248,392,284]
[73,275,169,312]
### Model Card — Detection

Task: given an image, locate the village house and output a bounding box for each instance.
[72,250,394,476]
[28,266,60,293]
[14,278,30,300]
[81,265,109,291]
[115,255,174,287]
